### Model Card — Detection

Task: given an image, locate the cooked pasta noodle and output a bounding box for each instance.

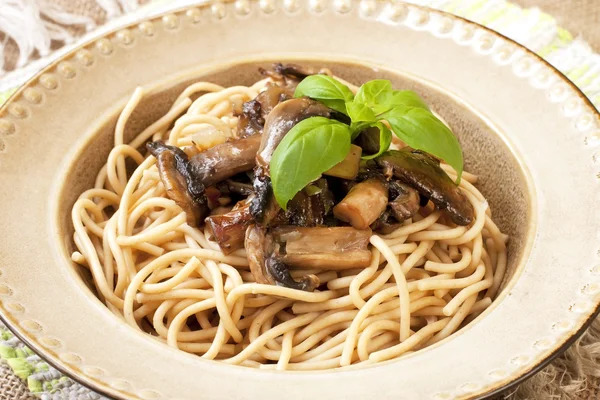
[71,76,508,370]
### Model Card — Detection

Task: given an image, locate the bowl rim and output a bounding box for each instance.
[0,1,599,399]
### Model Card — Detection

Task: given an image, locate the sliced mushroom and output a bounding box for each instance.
[333,178,388,230]
[283,178,334,227]
[236,98,262,138]
[148,136,260,226]
[245,224,271,285]
[324,144,362,180]
[265,257,320,291]
[236,84,293,137]
[273,63,326,79]
[221,179,254,196]
[376,149,474,225]
[147,142,208,225]
[245,224,319,291]
[187,134,261,188]
[388,180,420,222]
[370,210,403,235]
[255,84,294,115]
[205,199,253,254]
[260,63,329,89]
[237,62,318,135]
[250,175,277,226]
[251,98,331,225]
[271,226,372,269]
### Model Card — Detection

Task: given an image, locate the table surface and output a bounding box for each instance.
[515,0,600,50]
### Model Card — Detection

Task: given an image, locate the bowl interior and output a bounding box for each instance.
[57,58,532,331]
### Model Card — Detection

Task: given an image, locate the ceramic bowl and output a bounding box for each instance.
[0,1,599,399]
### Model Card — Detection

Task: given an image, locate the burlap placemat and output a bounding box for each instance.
[1,1,599,399]
[0,362,35,400]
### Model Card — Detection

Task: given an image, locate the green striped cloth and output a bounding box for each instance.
[0,0,598,398]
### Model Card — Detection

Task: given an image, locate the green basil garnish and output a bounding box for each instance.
[294,75,354,114]
[381,106,463,179]
[358,122,393,160]
[270,76,464,208]
[270,117,352,209]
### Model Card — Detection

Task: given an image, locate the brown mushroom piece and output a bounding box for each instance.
[205,199,253,255]
[147,135,260,226]
[273,63,327,79]
[245,225,319,291]
[282,178,335,227]
[221,179,254,196]
[324,144,362,180]
[238,63,326,137]
[245,224,271,285]
[187,134,261,188]
[376,149,474,226]
[333,178,388,230]
[271,226,372,269]
[370,210,402,235]
[236,84,293,137]
[260,63,329,89]
[251,97,331,225]
[147,142,208,225]
[388,180,421,222]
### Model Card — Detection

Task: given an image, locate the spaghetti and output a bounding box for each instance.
[71,75,508,370]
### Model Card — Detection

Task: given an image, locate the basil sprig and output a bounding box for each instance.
[294,74,354,114]
[270,76,464,209]
[270,117,352,210]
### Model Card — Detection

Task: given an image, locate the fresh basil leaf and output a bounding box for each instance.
[350,121,370,140]
[380,90,430,113]
[354,79,393,106]
[270,117,352,209]
[354,80,430,114]
[294,75,354,113]
[346,101,377,122]
[360,122,393,160]
[318,99,348,115]
[382,106,463,181]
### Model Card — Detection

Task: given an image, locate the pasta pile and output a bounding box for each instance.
[71,76,508,370]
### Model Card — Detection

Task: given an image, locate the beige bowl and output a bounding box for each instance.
[0,1,598,399]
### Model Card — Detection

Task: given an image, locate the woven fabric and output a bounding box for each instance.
[0,362,36,400]
[0,0,599,399]
[517,0,600,50]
